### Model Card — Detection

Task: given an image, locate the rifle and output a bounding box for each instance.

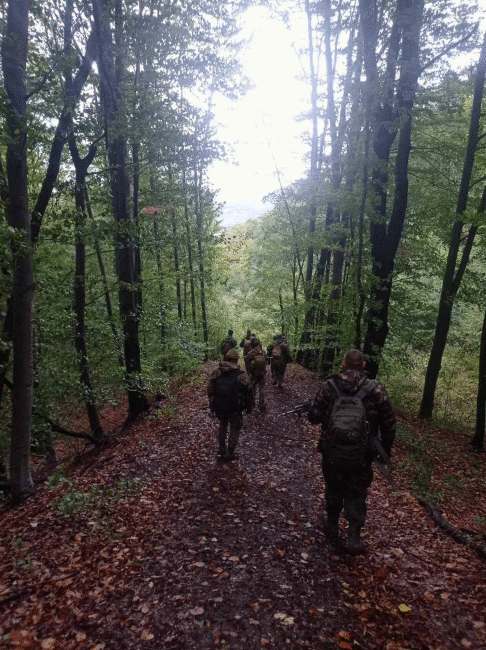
[281,400,312,418]
[372,437,397,489]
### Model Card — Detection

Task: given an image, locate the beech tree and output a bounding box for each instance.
[420,34,486,420]
[2,0,33,500]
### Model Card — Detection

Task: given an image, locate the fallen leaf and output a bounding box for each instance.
[41,640,56,649]
[189,607,204,616]
[398,604,411,613]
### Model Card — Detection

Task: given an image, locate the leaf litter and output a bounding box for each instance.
[0,363,485,649]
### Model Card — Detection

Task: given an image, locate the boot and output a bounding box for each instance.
[322,513,339,539]
[226,447,237,461]
[346,525,367,554]
[216,445,227,463]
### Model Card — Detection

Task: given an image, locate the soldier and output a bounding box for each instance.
[241,330,253,374]
[267,334,292,388]
[307,349,396,554]
[207,348,253,463]
[244,337,267,412]
[220,329,237,357]
[240,329,252,350]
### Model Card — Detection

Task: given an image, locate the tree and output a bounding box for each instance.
[419,34,486,419]
[93,0,149,419]
[2,0,33,500]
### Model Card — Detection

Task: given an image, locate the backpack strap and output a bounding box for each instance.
[354,379,378,402]
[328,378,342,398]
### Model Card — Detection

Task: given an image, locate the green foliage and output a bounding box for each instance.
[395,423,437,498]
[50,477,143,517]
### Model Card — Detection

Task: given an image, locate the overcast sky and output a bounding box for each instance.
[208,6,310,214]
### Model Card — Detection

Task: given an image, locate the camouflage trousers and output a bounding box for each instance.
[271,361,287,385]
[251,374,266,409]
[217,412,243,455]
[321,458,373,528]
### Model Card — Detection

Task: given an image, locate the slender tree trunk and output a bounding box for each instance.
[194,153,209,357]
[170,206,183,320]
[303,0,319,300]
[94,0,148,419]
[3,0,33,500]
[361,0,425,378]
[85,187,124,367]
[419,35,486,418]
[69,138,104,441]
[0,0,97,412]
[153,218,167,344]
[183,168,198,334]
[472,305,486,451]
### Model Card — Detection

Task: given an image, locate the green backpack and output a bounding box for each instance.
[324,379,378,466]
[251,352,267,376]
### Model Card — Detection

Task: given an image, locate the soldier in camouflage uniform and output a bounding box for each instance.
[307,349,395,554]
[267,335,292,388]
[220,329,237,357]
[207,348,253,462]
[244,338,267,411]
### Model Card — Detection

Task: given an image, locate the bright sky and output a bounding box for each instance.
[208,6,309,215]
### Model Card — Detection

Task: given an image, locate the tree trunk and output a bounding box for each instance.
[94,0,148,419]
[2,0,33,500]
[419,35,486,418]
[183,167,198,335]
[0,0,97,413]
[472,305,486,451]
[85,187,124,367]
[69,138,105,441]
[170,206,183,320]
[361,0,425,378]
[194,153,209,357]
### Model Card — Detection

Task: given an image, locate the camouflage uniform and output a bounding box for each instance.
[245,341,267,411]
[307,369,395,541]
[207,358,252,461]
[267,337,292,387]
[220,330,237,357]
[242,335,253,374]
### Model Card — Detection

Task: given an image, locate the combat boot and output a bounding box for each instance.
[226,447,237,461]
[322,513,339,539]
[216,445,227,464]
[346,525,367,554]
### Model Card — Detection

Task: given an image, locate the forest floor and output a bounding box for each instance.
[1,363,486,650]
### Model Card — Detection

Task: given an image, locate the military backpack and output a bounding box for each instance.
[210,369,242,418]
[324,379,378,466]
[251,352,267,377]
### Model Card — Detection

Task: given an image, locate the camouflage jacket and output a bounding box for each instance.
[207,362,253,412]
[221,337,237,356]
[307,369,396,457]
[267,341,292,365]
[244,346,266,377]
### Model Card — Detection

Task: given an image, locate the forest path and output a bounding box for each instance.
[1,363,485,649]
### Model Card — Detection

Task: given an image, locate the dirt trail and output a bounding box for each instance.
[0,363,485,649]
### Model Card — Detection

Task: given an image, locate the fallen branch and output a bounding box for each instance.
[414,492,486,562]
[3,377,100,444]
[0,589,28,607]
